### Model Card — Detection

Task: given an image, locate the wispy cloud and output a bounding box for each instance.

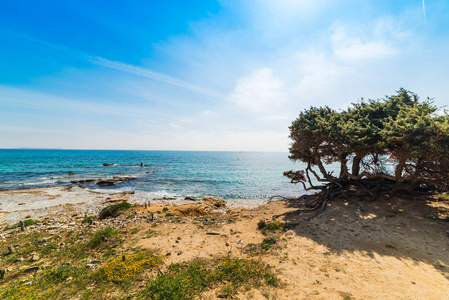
[1,28,224,100]
[422,0,427,26]
[87,56,225,99]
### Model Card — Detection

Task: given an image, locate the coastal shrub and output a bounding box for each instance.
[246,235,280,255]
[47,265,79,283]
[23,219,36,227]
[4,219,36,230]
[261,236,278,250]
[87,227,116,248]
[143,260,211,300]
[81,216,97,223]
[141,257,278,299]
[258,220,286,235]
[98,201,131,219]
[97,252,162,282]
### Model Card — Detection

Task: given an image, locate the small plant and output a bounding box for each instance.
[257,220,286,235]
[261,236,278,250]
[98,201,131,219]
[146,229,159,238]
[162,207,169,212]
[87,227,116,248]
[131,228,139,234]
[46,264,78,283]
[424,214,437,220]
[257,220,267,229]
[23,219,36,226]
[81,216,97,224]
[103,249,116,258]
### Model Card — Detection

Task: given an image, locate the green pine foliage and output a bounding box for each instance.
[285,89,449,191]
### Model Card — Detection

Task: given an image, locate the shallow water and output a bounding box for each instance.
[0,149,307,199]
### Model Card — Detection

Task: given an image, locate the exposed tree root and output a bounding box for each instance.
[271,178,421,221]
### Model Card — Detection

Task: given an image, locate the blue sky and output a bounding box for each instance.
[1,0,448,151]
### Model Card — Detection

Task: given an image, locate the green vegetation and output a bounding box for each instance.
[283,89,449,214]
[98,201,131,219]
[286,89,449,190]
[23,219,36,227]
[139,257,278,300]
[81,216,97,223]
[4,219,36,230]
[97,252,162,282]
[257,220,286,235]
[87,227,117,248]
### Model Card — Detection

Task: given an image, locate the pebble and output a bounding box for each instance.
[206,231,220,235]
[25,266,40,272]
[68,222,76,226]
[31,254,40,262]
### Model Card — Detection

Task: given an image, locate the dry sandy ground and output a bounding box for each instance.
[134,196,449,299]
[1,187,449,299]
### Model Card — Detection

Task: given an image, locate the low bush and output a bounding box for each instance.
[97,252,162,282]
[23,219,36,227]
[98,202,131,219]
[87,227,116,248]
[257,220,286,235]
[81,216,97,223]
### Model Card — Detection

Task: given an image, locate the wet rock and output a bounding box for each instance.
[102,163,114,166]
[97,176,137,186]
[184,196,199,201]
[70,179,99,184]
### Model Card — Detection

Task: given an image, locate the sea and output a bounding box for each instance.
[0,149,306,200]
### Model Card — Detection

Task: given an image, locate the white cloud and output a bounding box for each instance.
[229,67,286,113]
[332,28,398,61]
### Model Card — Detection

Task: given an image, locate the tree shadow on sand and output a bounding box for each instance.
[275,193,449,280]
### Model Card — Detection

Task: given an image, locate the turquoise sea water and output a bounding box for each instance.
[0,150,305,200]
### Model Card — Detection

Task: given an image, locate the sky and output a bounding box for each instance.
[0,0,448,152]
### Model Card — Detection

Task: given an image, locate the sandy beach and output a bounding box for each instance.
[1,186,448,299]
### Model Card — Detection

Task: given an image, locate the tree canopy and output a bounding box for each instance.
[285,89,449,194]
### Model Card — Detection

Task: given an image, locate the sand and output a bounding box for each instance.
[1,186,448,299]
